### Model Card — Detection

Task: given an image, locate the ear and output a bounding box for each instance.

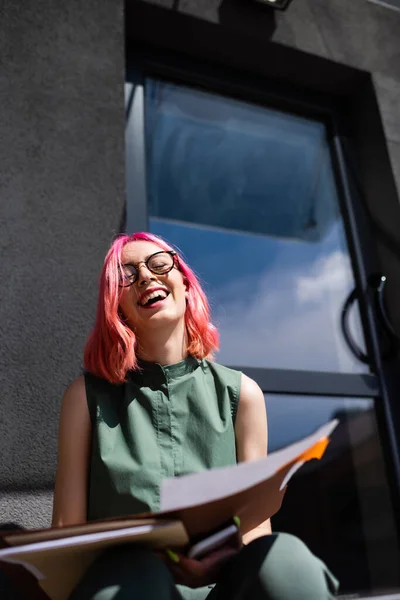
[184,278,189,298]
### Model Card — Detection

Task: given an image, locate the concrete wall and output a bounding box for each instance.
[1,0,399,531]
[274,0,400,194]
[0,0,125,527]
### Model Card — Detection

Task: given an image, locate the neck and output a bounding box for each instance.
[135,321,188,366]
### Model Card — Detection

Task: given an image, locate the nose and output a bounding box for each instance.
[136,263,156,287]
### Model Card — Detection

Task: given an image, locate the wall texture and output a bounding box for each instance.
[1,0,399,531]
[0,0,125,527]
[273,0,400,193]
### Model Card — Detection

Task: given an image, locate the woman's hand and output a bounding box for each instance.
[162,544,240,588]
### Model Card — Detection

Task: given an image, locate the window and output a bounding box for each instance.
[126,58,400,596]
[144,80,366,374]
[267,394,400,594]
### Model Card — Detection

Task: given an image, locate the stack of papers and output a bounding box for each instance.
[0,420,338,600]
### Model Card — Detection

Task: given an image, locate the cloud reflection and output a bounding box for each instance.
[213,249,365,373]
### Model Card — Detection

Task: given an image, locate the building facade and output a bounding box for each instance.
[1,0,400,597]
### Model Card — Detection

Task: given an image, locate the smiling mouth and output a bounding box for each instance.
[138,291,170,307]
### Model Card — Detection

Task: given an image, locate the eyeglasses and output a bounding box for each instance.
[120,250,177,287]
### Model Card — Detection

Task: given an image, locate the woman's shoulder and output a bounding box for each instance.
[83,370,120,392]
[63,375,86,402]
[201,360,242,398]
[202,361,262,398]
[82,370,127,417]
[201,360,242,422]
[59,376,89,422]
[202,359,242,379]
[62,372,114,408]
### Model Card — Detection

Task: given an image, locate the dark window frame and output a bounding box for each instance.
[125,47,400,525]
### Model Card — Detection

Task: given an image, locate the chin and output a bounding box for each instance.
[141,310,185,327]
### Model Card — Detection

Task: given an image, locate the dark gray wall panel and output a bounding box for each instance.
[268,1,330,58]
[374,73,400,145]
[0,0,125,526]
[1,0,400,530]
[308,0,400,79]
[134,0,400,77]
[388,142,400,206]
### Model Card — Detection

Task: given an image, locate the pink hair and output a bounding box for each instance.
[84,232,219,384]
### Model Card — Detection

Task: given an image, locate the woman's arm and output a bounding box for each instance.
[52,376,92,527]
[235,374,272,544]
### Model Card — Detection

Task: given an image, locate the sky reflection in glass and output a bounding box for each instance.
[145,80,368,373]
[264,393,372,452]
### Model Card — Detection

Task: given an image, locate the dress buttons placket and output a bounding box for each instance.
[157,366,174,479]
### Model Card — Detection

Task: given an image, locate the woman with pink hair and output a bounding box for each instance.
[51,232,338,599]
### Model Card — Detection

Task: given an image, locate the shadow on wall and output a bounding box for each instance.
[218,0,276,38]
[170,0,276,39]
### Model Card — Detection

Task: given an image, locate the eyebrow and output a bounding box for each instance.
[122,251,160,265]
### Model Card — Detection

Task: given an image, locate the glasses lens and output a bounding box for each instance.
[121,264,138,285]
[148,252,174,274]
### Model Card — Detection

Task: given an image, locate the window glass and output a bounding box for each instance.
[266,394,400,596]
[145,79,367,373]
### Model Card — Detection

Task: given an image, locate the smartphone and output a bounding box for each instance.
[187,523,239,560]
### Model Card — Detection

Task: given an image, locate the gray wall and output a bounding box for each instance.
[273,0,400,197]
[1,0,400,530]
[0,0,125,527]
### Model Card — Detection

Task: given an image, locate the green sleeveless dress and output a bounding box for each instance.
[77,358,339,600]
[85,357,242,522]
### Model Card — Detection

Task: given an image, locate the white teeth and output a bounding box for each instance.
[140,290,168,306]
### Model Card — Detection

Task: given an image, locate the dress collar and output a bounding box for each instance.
[130,355,201,384]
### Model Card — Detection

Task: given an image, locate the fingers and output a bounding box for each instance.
[168,546,238,579]
[183,546,238,572]
[160,543,241,588]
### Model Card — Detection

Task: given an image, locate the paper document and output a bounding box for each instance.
[0,419,338,600]
[160,420,338,512]
[0,520,188,600]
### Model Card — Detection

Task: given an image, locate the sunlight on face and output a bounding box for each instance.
[119,240,187,332]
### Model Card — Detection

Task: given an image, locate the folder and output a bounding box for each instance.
[0,419,338,600]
